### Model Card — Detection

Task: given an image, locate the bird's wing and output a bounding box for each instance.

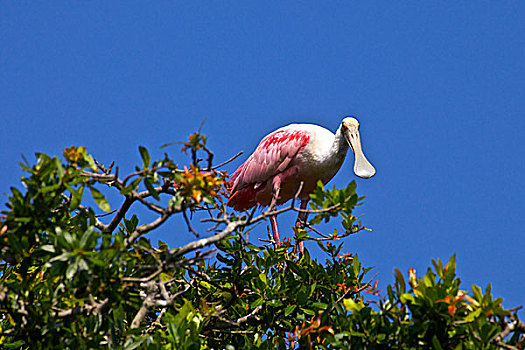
[229,128,311,192]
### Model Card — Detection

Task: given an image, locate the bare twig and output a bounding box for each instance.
[137,182,176,199]
[491,308,525,349]
[303,223,330,239]
[122,165,167,186]
[74,202,108,231]
[169,249,216,268]
[95,209,117,218]
[135,196,164,214]
[207,151,243,171]
[125,207,174,247]
[183,264,232,294]
[304,223,367,242]
[94,158,109,174]
[235,305,263,325]
[52,297,109,318]
[322,273,380,317]
[131,281,191,329]
[170,221,240,257]
[258,238,275,245]
[147,308,167,332]
[131,282,156,328]
[80,171,116,183]
[182,205,200,237]
[121,268,163,283]
[106,196,135,233]
[107,161,115,174]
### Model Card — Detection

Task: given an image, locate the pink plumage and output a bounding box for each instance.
[227,117,375,251]
[227,128,310,211]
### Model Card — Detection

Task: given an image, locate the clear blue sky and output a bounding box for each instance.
[1,3,524,310]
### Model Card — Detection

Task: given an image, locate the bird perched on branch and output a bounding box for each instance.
[227,116,375,252]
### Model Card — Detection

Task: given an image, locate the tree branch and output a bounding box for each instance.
[125,206,174,247]
[131,282,156,329]
[106,196,135,233]
[52,297,109,318]
[207,151,243,170]
[170,221,240,257]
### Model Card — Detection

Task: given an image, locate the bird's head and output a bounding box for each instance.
[341,116,376,179]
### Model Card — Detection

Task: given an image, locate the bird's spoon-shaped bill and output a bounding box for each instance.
[344,126,376,179]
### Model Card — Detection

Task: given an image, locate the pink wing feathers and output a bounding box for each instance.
[227,128,311,210]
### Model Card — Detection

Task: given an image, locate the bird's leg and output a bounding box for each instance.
[269,176,282,249]
[295,199,309,253]
[270,215,280,247]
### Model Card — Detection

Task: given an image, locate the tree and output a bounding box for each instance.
[1,132,523,349]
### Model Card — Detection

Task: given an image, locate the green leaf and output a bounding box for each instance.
[284,304,297,316]
[311,302,328,310]
[483,283,492,304]
[301,308,316,316]
[66,260,79,279]
[353,253,360,277]
[139,146,150,169]
[89,186,111,212]
[3,340,26,349]
[123,337,144,350]
[268,299,283,307]
[432,335,444,350]
[121,177,142,195]
[423,274,434,287]
[433,258,443,278]
[144,177,160,201]
[41,183,61,193]
[124,215,139,233]
[158,240,169,251]
[56,227,75,249]
[464,308,482,322]
[286,260,306,279]
[400,293,415,304]
[47,252,71,264]
[259,273,268,285]
[85,154,97,171]
[79,226,96,249]
[169,194,184,211]
[394,268,406,293]
[65,183,84,211]
[160,273,172,282]
[53,157,64,180]
[445,254,456,280]
[347,180,357,193]
[251,298,264,308]
[343,298,363,312]
[40,245,56,253]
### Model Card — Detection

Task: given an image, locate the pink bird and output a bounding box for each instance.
[227,117,375,252]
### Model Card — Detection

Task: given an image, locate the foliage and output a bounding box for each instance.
[1,133,523,349]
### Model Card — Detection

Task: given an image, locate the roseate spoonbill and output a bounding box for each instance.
[227,117,375,251]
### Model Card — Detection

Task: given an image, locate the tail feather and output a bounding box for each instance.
[228,161,246,192]
[226,184,259,211]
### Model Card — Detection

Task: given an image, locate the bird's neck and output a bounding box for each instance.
[332,125,349,159]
